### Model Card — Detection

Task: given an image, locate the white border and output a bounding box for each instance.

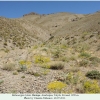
[0,94,100,100]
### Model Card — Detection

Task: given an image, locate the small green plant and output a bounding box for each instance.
[4,42,7,46]
[86,70,100,79]
[0,80,4,85]
[83,81,100,93]
[79,60,89,67]
[47,81,67,92]
[34,55,50,64]
[21,76,25,78]
[18,60,32,72]
[3,63,15,71]
[79,52,91,58]
[13,71,18,75]
[33,72,41,77]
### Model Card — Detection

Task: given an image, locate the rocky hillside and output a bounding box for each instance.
[0,11,100,93]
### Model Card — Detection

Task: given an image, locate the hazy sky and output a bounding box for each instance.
[0,1,100,18]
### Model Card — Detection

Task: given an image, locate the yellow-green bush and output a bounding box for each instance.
[83,81,100,93]
[42,61,64,70]
[19,60,31,68]
[47,81,67,92]
[34,55,50,64]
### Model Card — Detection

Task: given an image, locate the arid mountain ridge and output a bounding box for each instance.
[0,11,100,50]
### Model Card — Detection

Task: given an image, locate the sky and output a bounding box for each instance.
[0,1,100,18]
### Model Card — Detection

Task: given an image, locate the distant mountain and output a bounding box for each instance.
[0,11,100,51]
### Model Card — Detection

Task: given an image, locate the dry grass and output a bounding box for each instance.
[2,63,15,71]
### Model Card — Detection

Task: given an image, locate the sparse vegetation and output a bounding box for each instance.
[0,11,100,93]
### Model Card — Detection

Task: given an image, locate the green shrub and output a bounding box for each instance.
[3,63,15,71]
[86,70,100,79]
[83,81,100,93]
